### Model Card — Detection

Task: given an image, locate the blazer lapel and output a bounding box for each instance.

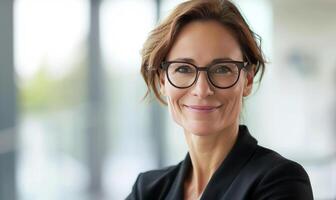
[200,125,258,199]
[164,125,257,200]
[165,154,192,200]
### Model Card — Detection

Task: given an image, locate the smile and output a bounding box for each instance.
[184,105,221,113]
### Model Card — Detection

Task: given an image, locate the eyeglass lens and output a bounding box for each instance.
[167,62,240,88]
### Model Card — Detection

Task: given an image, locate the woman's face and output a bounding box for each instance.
[160,20,253,136]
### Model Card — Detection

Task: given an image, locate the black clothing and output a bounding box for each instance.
[126,125,313,200]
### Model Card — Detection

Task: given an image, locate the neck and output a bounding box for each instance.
[183,123,240,197]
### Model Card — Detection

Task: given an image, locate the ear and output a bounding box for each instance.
[159,71,166,96]
[243,69,254,97]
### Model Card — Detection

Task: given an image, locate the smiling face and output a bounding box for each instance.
[160,20,253,136]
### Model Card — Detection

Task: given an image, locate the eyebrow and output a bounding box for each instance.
[170,57,237,64]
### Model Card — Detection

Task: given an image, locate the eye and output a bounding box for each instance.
[211,65,233,74]
[175,65,194,73]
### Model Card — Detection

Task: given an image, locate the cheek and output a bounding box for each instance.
[165,84,186,126]
[219,80,245,120]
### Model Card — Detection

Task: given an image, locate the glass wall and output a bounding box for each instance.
[15,0,89,199]
[100,0,157,199]
[269,1,336,198]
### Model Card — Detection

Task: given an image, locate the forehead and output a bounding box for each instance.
[167,20,243,64]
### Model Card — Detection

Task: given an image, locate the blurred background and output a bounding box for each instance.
[0,0,335,199]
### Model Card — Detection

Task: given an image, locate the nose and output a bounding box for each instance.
[190,71,214,98]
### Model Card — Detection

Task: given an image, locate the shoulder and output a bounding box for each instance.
[137,164,180,186]
[250,145,314,199]
[126,163,182,200]
[250,145,298,168]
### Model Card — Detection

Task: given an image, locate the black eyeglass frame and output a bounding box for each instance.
[161,60,249,89]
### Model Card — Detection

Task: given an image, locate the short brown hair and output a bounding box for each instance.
[141,0,266,104]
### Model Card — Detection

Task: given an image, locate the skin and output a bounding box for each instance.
[159,20,254,200]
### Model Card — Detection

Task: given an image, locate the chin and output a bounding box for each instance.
[185,122,220,136]
[190,131,213,137]
[182,118,237,137]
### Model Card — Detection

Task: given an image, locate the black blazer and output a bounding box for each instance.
[126,125,314,200]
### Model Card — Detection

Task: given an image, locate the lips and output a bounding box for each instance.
[184,104,221,113]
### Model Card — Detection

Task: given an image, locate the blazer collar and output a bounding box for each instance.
[165,125,258,200]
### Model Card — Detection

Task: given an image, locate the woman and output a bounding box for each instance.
[127,0,313,199]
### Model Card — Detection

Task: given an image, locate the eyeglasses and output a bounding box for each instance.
[161,60,248,89]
